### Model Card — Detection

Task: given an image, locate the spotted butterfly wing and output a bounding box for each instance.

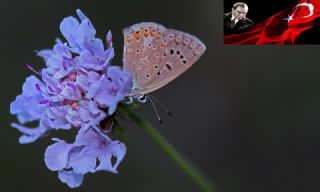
[123,22,206,96]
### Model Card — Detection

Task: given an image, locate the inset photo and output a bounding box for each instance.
[224,0,320,45]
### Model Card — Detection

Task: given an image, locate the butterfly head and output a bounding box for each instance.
[137,95,148,103]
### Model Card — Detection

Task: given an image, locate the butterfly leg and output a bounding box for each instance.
[124,96,134,104]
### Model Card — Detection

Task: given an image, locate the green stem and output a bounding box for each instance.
[125,108,217,192]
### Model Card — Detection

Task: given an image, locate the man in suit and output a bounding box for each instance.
[224,2,254,35]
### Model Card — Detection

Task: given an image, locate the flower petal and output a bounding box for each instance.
[11,120,49,144]
[44,139,74,171]
[77,18,96,40]
[37,49,54,62]
[106,30,113,48]
[60,16,80,49]
[58,171,83,188]
[96,141,127,173]
[68,147,97,174]
[76,9,89,22]
[75,126,110,146]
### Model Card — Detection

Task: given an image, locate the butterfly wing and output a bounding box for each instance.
[123,22,206,96]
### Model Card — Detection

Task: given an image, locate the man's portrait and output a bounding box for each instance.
[224,2,254,35]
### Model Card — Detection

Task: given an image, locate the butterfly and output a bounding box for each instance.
[122,22,206,103]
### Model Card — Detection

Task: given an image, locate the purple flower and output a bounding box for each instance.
[44,127,126,188]
[10,9,132,188]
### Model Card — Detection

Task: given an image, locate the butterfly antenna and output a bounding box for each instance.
[147,94,173,117]
[146,96,163,124]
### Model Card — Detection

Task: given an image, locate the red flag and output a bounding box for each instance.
[224,0,320,45]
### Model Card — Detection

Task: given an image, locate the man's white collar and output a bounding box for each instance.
[231,15,239,23]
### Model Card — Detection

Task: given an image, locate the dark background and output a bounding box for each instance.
[224,0,320,44]
[2,0,320,192]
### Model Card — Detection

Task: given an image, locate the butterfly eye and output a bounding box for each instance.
[138,95,147,102]
[180,55,184,59]
[183,60,187,64]
[154,65,159,69]
[170,49,174,55]
[176,50,181,55]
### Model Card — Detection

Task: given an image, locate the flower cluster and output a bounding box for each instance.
[10,9,132,188]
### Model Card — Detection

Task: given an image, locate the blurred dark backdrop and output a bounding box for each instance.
[2,0,320,192]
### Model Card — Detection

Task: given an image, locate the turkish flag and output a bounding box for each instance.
[224,0,320,45]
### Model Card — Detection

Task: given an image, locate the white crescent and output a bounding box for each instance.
[295,3,314,18]
[284,3,314,22]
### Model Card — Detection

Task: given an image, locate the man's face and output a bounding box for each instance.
[232,6,247,20]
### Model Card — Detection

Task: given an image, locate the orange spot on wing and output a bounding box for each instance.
[143,28,150,37]
[133,30,142,40]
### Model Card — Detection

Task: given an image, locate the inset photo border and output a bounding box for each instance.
[224,0,320,45]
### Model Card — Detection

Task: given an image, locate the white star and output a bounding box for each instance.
[283,14,293,22]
